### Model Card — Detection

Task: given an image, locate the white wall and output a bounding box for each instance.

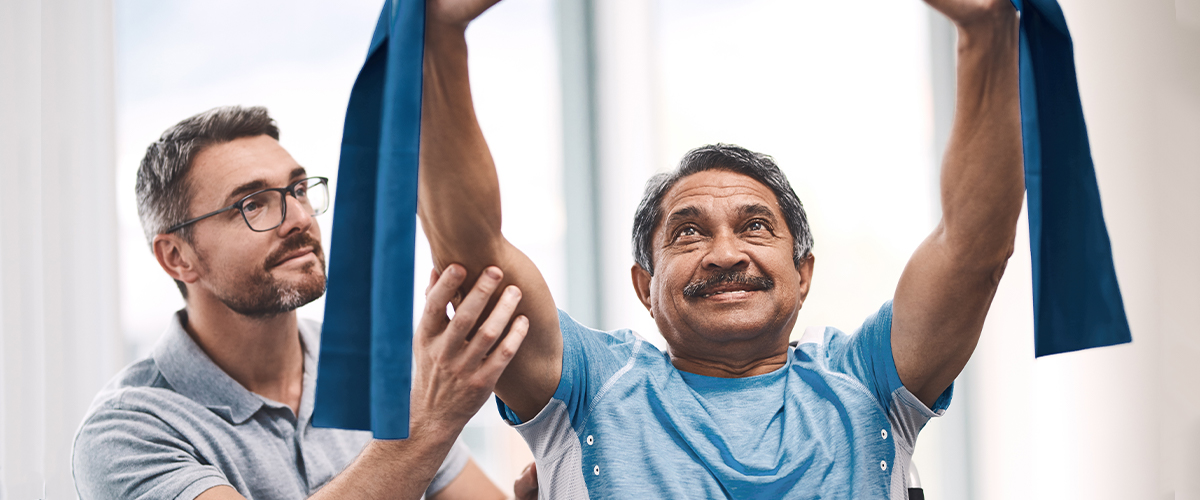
[0,0,121,498]
[591,0,664,342]
[967,1,1200,498]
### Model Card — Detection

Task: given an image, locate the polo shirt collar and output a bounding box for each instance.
[153,310,317,425]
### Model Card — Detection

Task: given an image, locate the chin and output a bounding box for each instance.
[279,269,327,307]
[685,301,794,340]
[685,314,776,343]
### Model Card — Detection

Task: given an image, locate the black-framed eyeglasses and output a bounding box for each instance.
[166,177,330,234]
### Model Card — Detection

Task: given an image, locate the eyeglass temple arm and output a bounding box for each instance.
[165,204,240,233]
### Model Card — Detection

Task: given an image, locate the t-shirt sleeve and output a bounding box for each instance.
[73,402,229,500]
[495,310,637,430]
[824,301,952,414]
[425,438,470,496]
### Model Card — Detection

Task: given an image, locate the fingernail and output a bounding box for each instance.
[486,266,502,279]
[447,265,464,278]
[506,286,521,298]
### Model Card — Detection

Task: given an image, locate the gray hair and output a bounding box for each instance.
[631,144,813,275]
[135,105,280,295]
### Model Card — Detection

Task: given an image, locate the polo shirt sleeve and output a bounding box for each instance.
[496,310,637,430]
[824,301,953,415]
[73,398,229,500]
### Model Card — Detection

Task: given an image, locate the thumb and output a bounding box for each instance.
[513,462,538,500]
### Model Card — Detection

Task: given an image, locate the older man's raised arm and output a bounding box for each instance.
[416,0,562,421]
[892,0,1024,407]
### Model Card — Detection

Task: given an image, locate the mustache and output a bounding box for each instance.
[264,232,325,270]
[682,270,774,298]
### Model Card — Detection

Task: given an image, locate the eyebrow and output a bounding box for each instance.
[223,167,309,204]
[225,180,269,204]
[665,206,703,227]
[739,203,778,221]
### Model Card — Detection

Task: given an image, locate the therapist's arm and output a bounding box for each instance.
[196,266,526,500]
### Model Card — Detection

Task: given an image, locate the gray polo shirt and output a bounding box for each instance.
[72,311,468,500]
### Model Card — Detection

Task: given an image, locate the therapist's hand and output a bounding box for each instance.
[511,462,538,500]
[411,264,528,440]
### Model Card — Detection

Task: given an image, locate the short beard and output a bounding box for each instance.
[204,232,327,319]
[682,270,774,298]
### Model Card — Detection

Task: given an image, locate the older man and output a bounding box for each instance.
[419,0,1022,497]
[72,106,537,500]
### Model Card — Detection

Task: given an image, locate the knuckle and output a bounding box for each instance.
[422,302,443,318]
[466,377,489,393]
[476,325,501,341]
[449,312,474,331]
[512,318,530,334]
[495,345,517,359]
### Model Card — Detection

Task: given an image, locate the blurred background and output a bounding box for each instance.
[1,0,1197,498]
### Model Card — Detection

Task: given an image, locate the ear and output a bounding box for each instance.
[153,234,202,290]
[795,253,815,304]
[630,264,653,317]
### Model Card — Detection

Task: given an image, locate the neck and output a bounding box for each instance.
[668,339,790,378]
[183,291,305,415]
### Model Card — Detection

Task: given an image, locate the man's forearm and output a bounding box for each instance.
[418,23,504,269]
[310,423,459,499]
[939,14,1023,267]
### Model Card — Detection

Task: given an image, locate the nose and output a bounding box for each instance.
[276,192,315,236]
[701,229,749,270]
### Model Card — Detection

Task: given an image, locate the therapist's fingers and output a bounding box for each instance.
[513,462,538,500]
[460,284,522,364]
[477,314,527,381]
[444,266,504,345]
[418,264,465,335]
[425,267,441,297]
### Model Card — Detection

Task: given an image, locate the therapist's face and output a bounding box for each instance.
[178,135,326,317]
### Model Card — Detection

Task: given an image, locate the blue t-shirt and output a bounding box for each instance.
[497,301,950,499]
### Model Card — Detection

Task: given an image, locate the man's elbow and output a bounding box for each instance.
[937,224,1017,286]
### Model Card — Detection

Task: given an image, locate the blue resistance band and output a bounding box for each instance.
[314,0,424,439]
[1010,0,1132,356]
[314,0,1132,439]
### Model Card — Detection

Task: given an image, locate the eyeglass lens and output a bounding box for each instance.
[241,178,329,231]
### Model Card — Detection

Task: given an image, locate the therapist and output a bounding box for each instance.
[71,106,537,500]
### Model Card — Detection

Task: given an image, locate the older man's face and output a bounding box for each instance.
[183,134,326,317]
[643,169,811,359]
